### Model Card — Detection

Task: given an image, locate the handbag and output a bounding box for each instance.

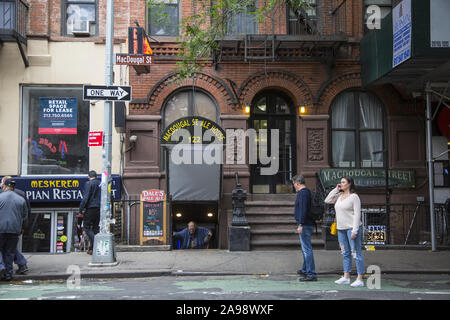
[330,221,337,236]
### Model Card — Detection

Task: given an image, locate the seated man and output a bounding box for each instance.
[173,221,212,249]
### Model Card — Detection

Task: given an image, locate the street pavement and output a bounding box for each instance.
[10,247,450,281]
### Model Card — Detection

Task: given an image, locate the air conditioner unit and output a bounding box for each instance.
[72,20,90,36]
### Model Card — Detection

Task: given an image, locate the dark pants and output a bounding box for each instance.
[83,207,100,251]
[0,233,20,278]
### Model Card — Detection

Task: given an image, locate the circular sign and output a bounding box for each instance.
[437,106,450,139]
[61,235,68,243]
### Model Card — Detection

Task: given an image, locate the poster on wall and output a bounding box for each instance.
[392,0,412,68]
[38,97,78,134]
[430,0,450,48]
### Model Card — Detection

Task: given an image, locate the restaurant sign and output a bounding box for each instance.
[4,175,121,202]
[319,169,415,189]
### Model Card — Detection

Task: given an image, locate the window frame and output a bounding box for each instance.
[287,0,320,35]
[20,85,90,176]
[329,89,387,169]
[61,0,98,37]
[225,0,258,35]
[147,0,180,37]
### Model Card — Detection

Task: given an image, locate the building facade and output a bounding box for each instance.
[122,0,443,249]
[0,0,129,252]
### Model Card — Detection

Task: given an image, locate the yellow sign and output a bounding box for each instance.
[61,235,68,243]
[30,180,79,188]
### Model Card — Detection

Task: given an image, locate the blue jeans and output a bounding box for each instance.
[14,249,27,266]
[299,225,317,278]
[0,233,20,278]
[337,227,365,275]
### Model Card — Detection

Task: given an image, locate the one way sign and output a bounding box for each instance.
[83,85,132,101]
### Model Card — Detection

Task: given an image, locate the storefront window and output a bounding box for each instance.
[330,90,385,168]
[21,86,90,175]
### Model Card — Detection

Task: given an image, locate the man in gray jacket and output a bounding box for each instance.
[0,178,28,281]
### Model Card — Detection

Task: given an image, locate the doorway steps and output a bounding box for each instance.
[244,194,324,250]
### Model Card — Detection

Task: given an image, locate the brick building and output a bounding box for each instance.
[121,0,447,250]
[1,0,447,251]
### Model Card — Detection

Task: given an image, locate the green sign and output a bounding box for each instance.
[320,169,415,189]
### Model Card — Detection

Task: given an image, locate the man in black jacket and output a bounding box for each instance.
[79,171,101,255]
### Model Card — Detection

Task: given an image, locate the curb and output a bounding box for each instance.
[9,269,450,282]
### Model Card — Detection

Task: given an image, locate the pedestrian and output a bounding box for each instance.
[78,170,101,255]
[0,178,28,281]
[324,176,365,287]
[1,176,30,274]
[173,221,212,249]
[292,174,317,281]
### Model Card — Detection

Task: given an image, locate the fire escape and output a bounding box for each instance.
[0,0,29,67]
[214,0,350,66]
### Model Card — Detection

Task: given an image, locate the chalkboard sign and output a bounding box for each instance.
[140,190,167,245]
[142,201,163,237]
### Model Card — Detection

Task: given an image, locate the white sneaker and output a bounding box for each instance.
[351,279,364,287]
[334,277,350,285]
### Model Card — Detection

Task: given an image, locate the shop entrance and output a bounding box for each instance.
[171,202,219,249]
[22,209,77,253]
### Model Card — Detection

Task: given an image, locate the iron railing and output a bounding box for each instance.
[361,202,449,246]
[0,0,28,43]
[288,0,349,37]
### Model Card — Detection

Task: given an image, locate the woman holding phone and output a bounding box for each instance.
[324,176,365,287]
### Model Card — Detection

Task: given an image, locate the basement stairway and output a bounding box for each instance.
[242,194,324,250]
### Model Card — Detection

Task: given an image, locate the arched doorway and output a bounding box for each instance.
[250,90,296,194]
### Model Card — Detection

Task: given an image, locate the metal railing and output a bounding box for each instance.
[331,0,347,36]
[288,0,349,37]
[0,0,28,43]
[362,202,449,246]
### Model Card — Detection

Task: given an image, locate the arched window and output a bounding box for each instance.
[330,90,385,168]
[162,89,219,128]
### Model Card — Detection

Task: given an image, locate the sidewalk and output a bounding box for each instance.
[11,248,450,281]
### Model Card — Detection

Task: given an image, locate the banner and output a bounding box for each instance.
[392,0,412,68]
[38,97,78,134]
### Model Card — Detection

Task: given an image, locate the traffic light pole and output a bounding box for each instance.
[90,0,117,265]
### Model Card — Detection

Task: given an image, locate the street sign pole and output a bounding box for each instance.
[91,0,117,265]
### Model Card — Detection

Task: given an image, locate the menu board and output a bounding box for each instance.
[140,190,166,245]
[142,202,164,237]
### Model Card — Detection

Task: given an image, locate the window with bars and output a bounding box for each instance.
[287,0,318,35]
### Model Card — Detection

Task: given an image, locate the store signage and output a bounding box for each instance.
[88,131,103,147]
[161,116,226,145]
[365,225,387,245]
[319,169,415,189]
[141,189,165,202]
[7,175,121,202]
[83,85,132,101]
[38,97,78,135]
[115,54,152,66]
[392,0,412,68]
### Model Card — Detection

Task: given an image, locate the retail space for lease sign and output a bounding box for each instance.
[38,97,78,134]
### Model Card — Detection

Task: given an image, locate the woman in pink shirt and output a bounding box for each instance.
[325,176,365,287]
